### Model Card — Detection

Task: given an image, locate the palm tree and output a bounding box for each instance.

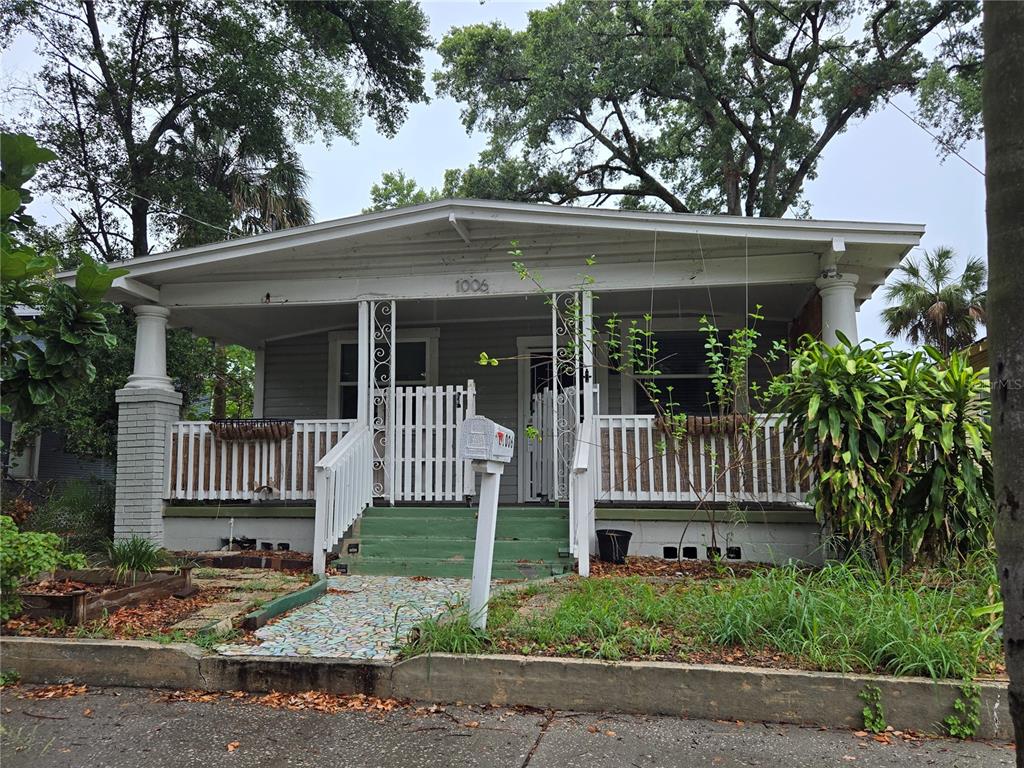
[168,126,314,418]
[170,127,314,247]
[228,147,313,236]
[881,246,987,358]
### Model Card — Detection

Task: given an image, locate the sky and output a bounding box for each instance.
[2,0,987,347]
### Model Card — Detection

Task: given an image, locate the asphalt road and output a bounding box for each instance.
[0,686,1014,768]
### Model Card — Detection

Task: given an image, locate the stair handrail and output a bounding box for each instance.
[313,422,373,575]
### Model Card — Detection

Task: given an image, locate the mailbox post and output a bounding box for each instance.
[459,416,515,630]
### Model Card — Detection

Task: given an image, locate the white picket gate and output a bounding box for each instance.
[387,382,476,502]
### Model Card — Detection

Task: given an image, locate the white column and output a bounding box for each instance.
[116,303,180,543]
[126,304,173,390]
[815,273,859,346]
[581,290,594,417]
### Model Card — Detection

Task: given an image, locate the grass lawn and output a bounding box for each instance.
[403,556,1004,681]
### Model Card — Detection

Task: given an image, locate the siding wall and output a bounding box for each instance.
[259,317,791,503]
[0,420,114,483]
[264,332,329,419]
[37,432,114,483]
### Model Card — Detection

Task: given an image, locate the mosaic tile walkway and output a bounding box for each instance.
[216,575,471,660]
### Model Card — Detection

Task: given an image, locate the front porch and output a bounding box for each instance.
[154,287,817,575]
[88,200,922,575]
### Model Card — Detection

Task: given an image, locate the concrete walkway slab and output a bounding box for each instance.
[216,575,470,659]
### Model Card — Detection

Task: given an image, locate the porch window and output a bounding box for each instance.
[328,330,438,419]
[633,331,717,416]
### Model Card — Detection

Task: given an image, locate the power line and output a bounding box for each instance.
[763,0,985,178]
[91,176,238,238]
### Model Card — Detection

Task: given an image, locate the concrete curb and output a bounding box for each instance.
[0,638,1011,740]
[392,654,1011,740]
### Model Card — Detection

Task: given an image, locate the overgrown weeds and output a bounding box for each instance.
[404,556,1002,681]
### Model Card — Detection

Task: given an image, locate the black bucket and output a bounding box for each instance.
[596,529,632,564]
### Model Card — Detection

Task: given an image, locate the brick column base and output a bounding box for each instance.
[114,387,183,543]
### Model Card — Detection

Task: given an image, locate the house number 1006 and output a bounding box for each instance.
[455,278,489,294]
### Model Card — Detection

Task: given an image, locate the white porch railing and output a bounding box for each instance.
[166,419,355,501]
[568,414,595,576]
[594,414,811,505]
[313,424,373,575]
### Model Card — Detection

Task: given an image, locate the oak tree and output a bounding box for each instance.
[436,0,981,216]
[8,0,430,259]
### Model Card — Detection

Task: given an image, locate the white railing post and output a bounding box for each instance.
[570,414,593,576]
[313,466,330,575]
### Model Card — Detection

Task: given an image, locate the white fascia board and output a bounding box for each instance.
[56,200,925,286]
[448,201,926,245]
[159,252,819,309]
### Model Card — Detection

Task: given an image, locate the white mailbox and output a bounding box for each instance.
[459,416,515,463]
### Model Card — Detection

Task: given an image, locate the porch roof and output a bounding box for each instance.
[66,199,923,342]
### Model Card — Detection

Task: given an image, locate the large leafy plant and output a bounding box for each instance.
[0,515,87,621]
[1,133,126,421]
[903,350,992,560]
[770,337,992,570]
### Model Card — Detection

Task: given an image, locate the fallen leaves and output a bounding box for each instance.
[253,691,406,714]
[226,741,241,752]
[2,590,225,640]
[161,689,222,704]
[159,688,409,716]
[18,684,88,700]
[589,556,762,580]
[21,579,94,595]
[82,707,94,718]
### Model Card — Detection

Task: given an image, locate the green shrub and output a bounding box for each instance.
[0,515,87,620]
[769,339,992,569]
[26,480,114,554]
[104,536,166,582]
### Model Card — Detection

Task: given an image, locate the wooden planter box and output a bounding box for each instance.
[18,568,194,625]
[183,552,323,572]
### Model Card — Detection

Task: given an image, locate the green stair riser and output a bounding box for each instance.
[359,517,568,540]
[353,538,568,561]
[343,559,572,579]
[342,506,572,578]
[362,507,567,521]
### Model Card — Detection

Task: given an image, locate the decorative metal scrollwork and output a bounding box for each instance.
[551,292,583,500]
[369,300,395,499]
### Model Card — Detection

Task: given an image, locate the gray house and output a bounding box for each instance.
[67,200,923,575]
